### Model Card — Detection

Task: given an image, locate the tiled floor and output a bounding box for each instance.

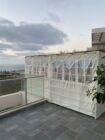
[27,94,42,103]
[0,102,105,140]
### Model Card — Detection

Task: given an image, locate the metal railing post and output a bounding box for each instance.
[24,78,27,105]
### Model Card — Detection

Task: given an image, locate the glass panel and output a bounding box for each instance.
[53,72,58,79]
[41,67,44,75]
[26,57,32,65]
[54,67,57,72]
[69,63,75,81]
[85,60,92,76]
[0,76,44,113]
[70,63,75,75]
[34,67,37,75]
[64,64,69,81]
[78,60,84,67]
[29,66,32,75]
[58,65,62,80]
[78,60,85,83]
[86,68,92,75]
[31,77,43,97]
[36,66,39,75]
[85,60,93,83]
[26,77,44,103]
[52,61,62,80]
[78,60,84,75]
[78,76,84,83]
[58,73,62,80]
[26,78,31,94]
[44,67,48,78]
[41,67,48,78]
[86,76,92,83]
[52,63,58,79]
[85,60,92,68]
[58,65,62,73]
[70,74,75,82]
[0,79,22,96]
[65,74,69,81]
[0,78,25,112]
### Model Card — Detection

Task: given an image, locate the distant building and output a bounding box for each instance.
[88,27,105,51]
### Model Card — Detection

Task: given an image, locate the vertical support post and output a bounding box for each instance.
[25,57,29,76]
[84,59,86,83]
[24,78,28,105]
[25,56,27,75]
[48,56,52,78]
[69,70,71,81]
[62,62,64,81]
[32,56,34,76]
[42,76,44,99]
[75,60,78,83]
[48,56,52,101]
[39,58,42,75]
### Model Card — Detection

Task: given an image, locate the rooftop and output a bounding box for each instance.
[1,102,105,140]
[92,27,105,33]
[25,49,105,58]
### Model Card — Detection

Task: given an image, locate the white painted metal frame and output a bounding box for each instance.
[25,51,105,119]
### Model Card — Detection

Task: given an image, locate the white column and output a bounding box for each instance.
[62,62,64,80]
[32,57,34,75]
[39,58,42,75]
[25,57,28,76]
[48,56,52,78]
[48,56,52,101]
[69,70,71,81]
[84,59,86,83]
[75,60,78,83]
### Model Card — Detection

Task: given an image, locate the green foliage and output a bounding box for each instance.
[87,64,105,104]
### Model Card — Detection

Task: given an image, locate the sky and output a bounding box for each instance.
[0,0,105,64]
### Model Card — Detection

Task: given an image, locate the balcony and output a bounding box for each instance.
[0,76,45,115]
[0,76,105,140]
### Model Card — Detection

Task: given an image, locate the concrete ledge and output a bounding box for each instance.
[0,99,47,119]
[0,92,23,111]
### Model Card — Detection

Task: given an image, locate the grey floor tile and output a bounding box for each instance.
[0,103,105,140]
[94,122,105,135]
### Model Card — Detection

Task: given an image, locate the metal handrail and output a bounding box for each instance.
[0,75,44,82]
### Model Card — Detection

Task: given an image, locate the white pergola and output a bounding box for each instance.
[25,50,105,119]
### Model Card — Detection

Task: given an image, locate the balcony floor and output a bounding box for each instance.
[1,102,105,140]
[27,94,42,103]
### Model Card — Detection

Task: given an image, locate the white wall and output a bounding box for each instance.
[49,79,94,116]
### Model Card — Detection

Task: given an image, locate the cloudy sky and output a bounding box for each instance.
[0,0,105,64]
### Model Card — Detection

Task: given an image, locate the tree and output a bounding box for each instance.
[87,64,105,104]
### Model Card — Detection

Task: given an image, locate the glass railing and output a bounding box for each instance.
[26,76,44,103]
[0,76,44,113]
[0,78,23,96]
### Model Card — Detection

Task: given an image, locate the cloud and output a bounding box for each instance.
[49,0,70,7]
[48,0,83,9]
[0,42,12,50]
[0,18,67,53]
[11,43,44,51]
[0,18,14,26]
[2,49,17,56]
[48,12,61,23]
